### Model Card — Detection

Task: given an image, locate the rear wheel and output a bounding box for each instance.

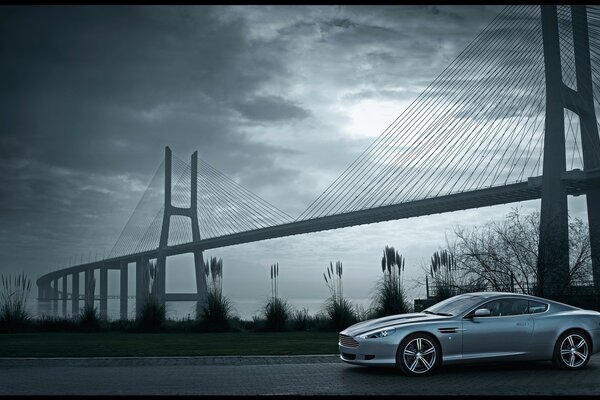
[396,333,441,376]
[552,330,591,370]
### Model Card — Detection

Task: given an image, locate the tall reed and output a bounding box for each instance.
[264,262,290,331]
[429,249,458,300]
[197,257,232,331]
[137,260,166,332]
[0,272,32,331]
[371,246,410,317]
[323,261,357,330]
[79,276,100,332]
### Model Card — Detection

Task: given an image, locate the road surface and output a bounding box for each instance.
[1,354,599,395]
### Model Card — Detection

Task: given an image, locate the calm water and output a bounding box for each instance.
[29,297,372,321]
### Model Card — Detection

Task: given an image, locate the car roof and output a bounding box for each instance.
[461,291,579,310]
[468,291,529,298]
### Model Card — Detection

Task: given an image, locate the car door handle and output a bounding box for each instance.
[516,322,527,326]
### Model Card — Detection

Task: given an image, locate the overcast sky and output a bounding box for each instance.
[0,5,591,313]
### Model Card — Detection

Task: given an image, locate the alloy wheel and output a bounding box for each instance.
[402,337,437,374]
[559,333,589,368]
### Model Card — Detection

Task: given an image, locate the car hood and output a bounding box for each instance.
[341,312,451,336]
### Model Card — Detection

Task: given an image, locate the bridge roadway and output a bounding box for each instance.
[37,169,599,288]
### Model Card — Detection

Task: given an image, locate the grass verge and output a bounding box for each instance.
[0,331,338,357]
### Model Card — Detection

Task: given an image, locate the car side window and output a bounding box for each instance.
[480,300,501,317]
[503,299,529,316]
[478,298,529,316]
[528,300,548,314]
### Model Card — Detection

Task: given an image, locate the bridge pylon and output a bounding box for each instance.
[539,5,600,295]
[155,146,207,308]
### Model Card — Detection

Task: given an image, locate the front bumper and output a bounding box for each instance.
[338,335,398,367]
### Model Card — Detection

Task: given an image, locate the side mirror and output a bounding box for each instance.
[474,308,491,317]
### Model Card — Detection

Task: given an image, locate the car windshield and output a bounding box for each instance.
[423,294,485,316]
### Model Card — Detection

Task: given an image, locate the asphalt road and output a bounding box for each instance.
[1,354,599,395]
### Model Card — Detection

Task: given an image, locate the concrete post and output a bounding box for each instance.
[100,267,108,319]
[72,271,79,316]
[120,262,128,320]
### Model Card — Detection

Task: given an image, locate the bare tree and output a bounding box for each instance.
[451,207,592,296]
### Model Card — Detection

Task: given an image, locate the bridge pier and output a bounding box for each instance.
[100,267,108,319]
[194,249,207,309]
[84,269,93,309]
[62,276,67,301]
[62,275,67,316]
[120,262,128,320]
[42,282,51,300]
[538,5,600,295]
[569,6,600,289]
[72,271,79,316]
[53,278,59,301]
[590,190,600,288]
[135,257,148,317]
[539,5,569,296]
[156,147,207,309]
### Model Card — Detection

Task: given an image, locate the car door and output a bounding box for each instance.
[462,297,534,359]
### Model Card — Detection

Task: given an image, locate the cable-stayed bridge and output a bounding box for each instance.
[37,5,600,319]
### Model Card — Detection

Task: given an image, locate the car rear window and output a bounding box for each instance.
[528,300,548,314]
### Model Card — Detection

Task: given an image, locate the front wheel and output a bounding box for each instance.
[552,330,591,370]
[396,333,441,376]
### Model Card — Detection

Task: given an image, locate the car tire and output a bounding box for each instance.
[396,333,441,377]
[552,330,591,370]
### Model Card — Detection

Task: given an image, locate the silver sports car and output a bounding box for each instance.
[339,292,600,376]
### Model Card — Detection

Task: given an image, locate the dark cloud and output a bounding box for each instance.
[233,95,310,122]
[0,5,306,279]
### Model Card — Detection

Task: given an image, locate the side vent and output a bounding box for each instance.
[438,327,458,334]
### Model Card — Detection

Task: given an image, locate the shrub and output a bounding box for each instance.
[371,277,411,317]
[137,296,166,332]
[260,262,290,331]
[197,287,233,332]
[322,261,356,330]
[78,302,101,332]
[323,296,357,331]
[35,315,78,332]
[136,260,166,332]
[371,246,410,317]
[0,272,32,332]
[197,257,233,331]
[354,304,373,322]
[263,297,290,331]
[429,250,458,301]
[292,307,311,331]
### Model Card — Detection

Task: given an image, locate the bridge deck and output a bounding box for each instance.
[37,170,599,286]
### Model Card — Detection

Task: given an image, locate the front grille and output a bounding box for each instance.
[339,334,359,348]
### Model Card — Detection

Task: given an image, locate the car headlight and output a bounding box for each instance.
[358,328,397,339]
